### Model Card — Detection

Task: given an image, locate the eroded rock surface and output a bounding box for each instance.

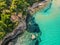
[1,19,26,45]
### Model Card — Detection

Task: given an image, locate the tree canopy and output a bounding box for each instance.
[0,0,42,39]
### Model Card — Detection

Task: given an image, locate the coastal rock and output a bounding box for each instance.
[1,19,26,45]
[31,34,36,40]
[14,31,40,45]
[8,42,14,45]
[0,0,51,45]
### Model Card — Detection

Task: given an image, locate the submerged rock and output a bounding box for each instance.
[0,0,51,45]
[14,31,40,45]
[31,34,36,40]
[26,13,40,33]
[35,40,39,45]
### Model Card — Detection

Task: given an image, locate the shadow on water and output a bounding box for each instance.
[26,12,42,45]
[35,40,39,45]
[26,13,41,33]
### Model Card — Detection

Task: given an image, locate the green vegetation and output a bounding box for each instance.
[0,0,42,39]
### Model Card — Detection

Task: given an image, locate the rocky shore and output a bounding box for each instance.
[28,0,51,15]
[1,19,26,45]
[0,0,51,45]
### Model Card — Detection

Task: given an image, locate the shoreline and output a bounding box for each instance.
[1,19,26,45]
[0,0,51,45]
[28,0,51,15]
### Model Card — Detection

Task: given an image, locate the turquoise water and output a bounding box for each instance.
[33,0,60,45]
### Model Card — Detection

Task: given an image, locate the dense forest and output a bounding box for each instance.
[0,0,42,39]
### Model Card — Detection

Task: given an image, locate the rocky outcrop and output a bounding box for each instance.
[28,0,51,15]
[0,0,51,45]
[1,19,26,45]
[1,11,40,45]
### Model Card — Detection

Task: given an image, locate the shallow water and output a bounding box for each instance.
[33,0,60,45]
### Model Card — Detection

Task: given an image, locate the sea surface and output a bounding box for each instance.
[33,0,60,45]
